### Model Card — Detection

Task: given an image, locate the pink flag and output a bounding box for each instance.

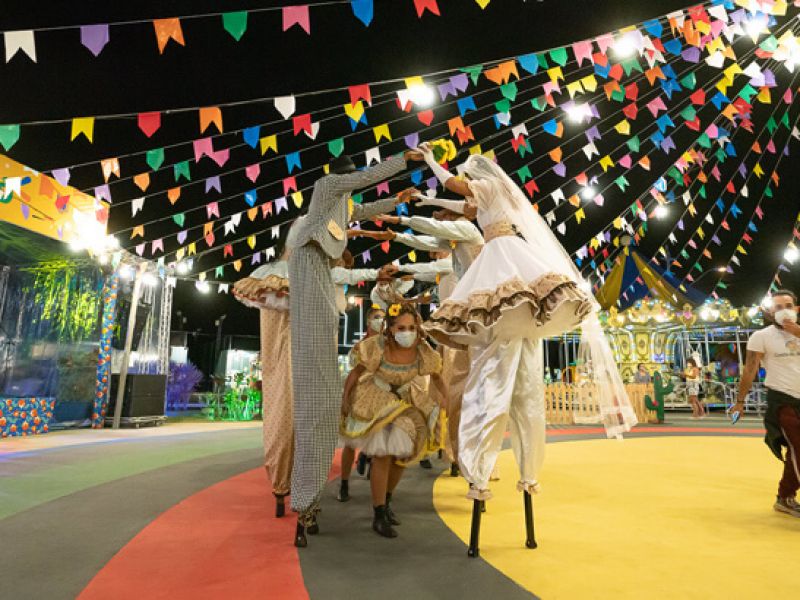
[283,6,311,34]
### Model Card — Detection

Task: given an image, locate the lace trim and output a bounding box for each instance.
[482,220,518,242]
[233,275,290,305]
[426,273,593,345]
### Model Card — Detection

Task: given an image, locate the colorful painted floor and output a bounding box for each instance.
[1,418,798,599]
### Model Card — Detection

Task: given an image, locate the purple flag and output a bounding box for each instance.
[681,47,701,63]
[94,184,111,201]
[20,203,30,219]
[553,162,567,177]
[205,176,221,193]
[251,252,262,265]
[585,126,601,143]
[177,230,188,245]
[404,132,419,149]
[275,196,289,213]
[450,73,469,92]
[81,24,109,57]
[361,249,372,264]
[437,81,456,101]
[52,168,70,186]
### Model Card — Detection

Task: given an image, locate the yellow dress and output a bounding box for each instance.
[340,335,442,465]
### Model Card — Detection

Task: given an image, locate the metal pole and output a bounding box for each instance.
[113,267,144,429]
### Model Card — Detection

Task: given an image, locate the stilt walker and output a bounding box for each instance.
[419,149,637,556]
[287,152,422,547]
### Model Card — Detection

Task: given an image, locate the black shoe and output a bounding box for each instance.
[420,459,433,469]
[356,453,369,476]
[294,522,307,548]
[274,494,286,518]
[372,505,398,538]
[450,463,460,477]
[385,493,401,526]
[307,518,319,535]
[337,480,350,502]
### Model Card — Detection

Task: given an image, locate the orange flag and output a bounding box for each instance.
[153,19,185,54]
[167,187,181,204]
[199,107,223,133]
[134,172,150,191]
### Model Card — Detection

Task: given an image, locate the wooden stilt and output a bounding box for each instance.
[524,491,537,549]
[467,499,483,558]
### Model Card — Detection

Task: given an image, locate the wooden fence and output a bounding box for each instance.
[545,383,657,425]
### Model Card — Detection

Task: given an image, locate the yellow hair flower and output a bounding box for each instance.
[371,303,381,310]
[431,138,457,164]
[387,304,401,317]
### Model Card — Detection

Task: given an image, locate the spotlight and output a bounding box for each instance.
[654,205,669,219]
[762,295,774,310]
[784,247,799,264]
[613,33,637,58]
[408,84,435,108]
[716,267,727,273]
[565,103,591,123]
[119,266,135,280]
[348,295,356,305]
[195,281,211,294]
[744,16,767,40]
[176,261,190,275]
[580,186,596,200]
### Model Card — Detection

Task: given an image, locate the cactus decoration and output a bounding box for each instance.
[644,371,673,423]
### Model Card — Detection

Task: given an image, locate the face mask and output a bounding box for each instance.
[393,331,417,348]
[368,318,384,333]
[775,308,797,325]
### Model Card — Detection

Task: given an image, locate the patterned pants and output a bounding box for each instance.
[289,244,341,514]
[260,308,293,496]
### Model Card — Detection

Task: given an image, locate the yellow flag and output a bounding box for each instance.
[566,81,584,98]
[71,117,95,142]
[344,101,365,122]
[188,243,196,256]
[614,120,630,135]
[176,248,185,261]
[754,162,765,178]
[373,124,392,143]
[259,135,277,155]
[599,155,614,172]
[247,235,256,249]
[688,203,697,217]
[575,208,586,224]
[130,225,144,239]
[408,250,417,263]
[469,145,482,155]
[580,75,598,92]
[546,67,564,83]
[613,217,623,230]
[757,87,771,104]
[292,191,304,208]
[233,260,242,272]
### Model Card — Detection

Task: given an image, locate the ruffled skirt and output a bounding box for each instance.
[426,236,593,348]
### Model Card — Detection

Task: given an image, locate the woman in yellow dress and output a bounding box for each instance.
[340,304,445,538]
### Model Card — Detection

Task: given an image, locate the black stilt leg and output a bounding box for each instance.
[524,491,537,549]
[294,522,307,548]
[467,499,482,558]
[480,500,486,513]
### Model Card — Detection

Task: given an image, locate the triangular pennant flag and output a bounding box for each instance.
[413,0,441,17]
[0,125,20,151]
[199,107,223,134]
[222,11,248,41]
[80,24,109,57]
[70,117,95,142]
[351,0,374,26]
[138,112,161,137]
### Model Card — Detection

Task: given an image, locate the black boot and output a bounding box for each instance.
[385,492,401,526]
[274,493,287,518]
[372,505,398,538]
[450,463,460,477]
[294,522,307,548]
[337,479,350,502]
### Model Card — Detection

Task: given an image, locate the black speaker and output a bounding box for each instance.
[109,374,167,417]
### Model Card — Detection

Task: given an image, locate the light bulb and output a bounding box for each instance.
[580,186,596,200]
[762,295,774,310]
[195,281,211,294]
[176,261,190,275]
[565,103,591,123]
[613,34,637,57]
[784,247,799,263]
[654,205,669,219]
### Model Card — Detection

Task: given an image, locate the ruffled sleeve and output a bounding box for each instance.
[468,177,494,210]
[417,340,443,376]
[354,335,383,373]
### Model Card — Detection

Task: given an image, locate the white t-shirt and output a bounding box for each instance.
[746,325,800,399]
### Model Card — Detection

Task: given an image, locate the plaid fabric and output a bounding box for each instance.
[289,244,342,513]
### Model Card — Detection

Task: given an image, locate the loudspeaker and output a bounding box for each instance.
[109,374,167,417]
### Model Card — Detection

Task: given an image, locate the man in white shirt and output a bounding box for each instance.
[732,289,800,517]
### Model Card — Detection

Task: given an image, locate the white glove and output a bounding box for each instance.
[418,145,455,186]
[415,196,466,214]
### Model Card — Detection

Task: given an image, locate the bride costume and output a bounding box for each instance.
[421,152,637,498]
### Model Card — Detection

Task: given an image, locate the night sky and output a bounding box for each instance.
[2,0,799,336]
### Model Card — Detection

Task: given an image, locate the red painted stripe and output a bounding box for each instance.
[79,451,343,600]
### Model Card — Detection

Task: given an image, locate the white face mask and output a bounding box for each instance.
[368,318,384,333]
[775,308,797,325]
[393,330,417,348]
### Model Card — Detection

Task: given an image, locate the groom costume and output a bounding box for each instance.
[288,153,416,535]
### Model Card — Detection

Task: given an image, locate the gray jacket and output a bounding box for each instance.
[288,155,407,259]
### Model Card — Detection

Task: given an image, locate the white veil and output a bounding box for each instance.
[462,154,638,438]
